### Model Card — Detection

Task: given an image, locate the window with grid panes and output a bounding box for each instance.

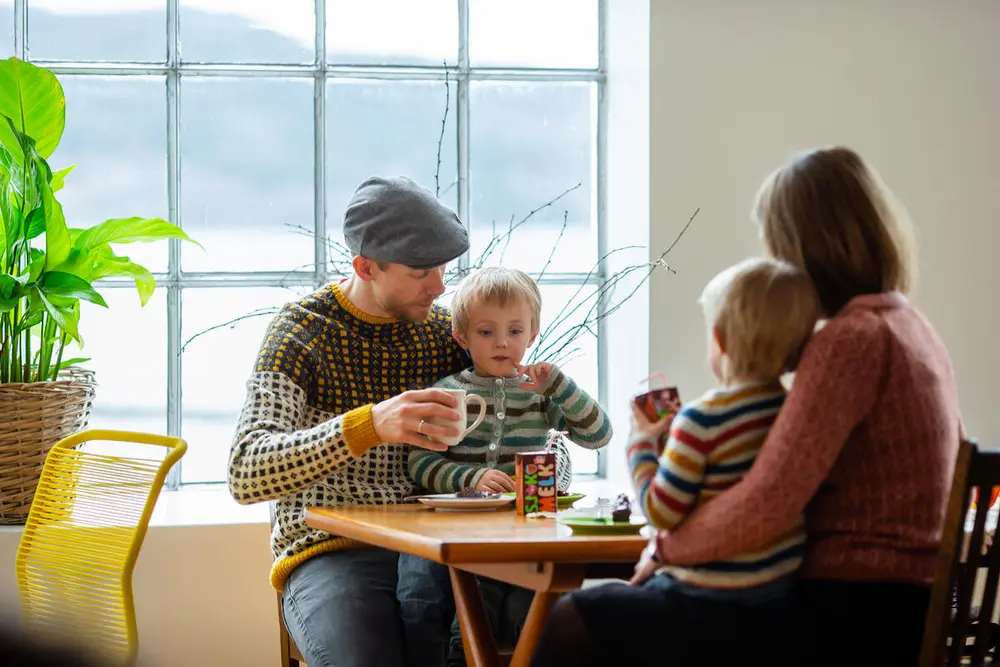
[2,0,606,486]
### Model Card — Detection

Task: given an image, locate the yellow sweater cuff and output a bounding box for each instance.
[343,404,381,456]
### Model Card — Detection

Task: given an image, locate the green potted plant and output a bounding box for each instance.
[0,56,197,524]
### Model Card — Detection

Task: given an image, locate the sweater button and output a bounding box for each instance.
[489,444,497,451]
[497,411,505,420]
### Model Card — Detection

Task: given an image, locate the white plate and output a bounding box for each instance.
[416,494,515,512]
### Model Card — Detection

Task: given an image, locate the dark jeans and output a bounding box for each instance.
[397,554,533,667]
[282,548,403,667]
[529,577,930,667]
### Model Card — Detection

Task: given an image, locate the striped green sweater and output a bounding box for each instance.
[408,367,612,493]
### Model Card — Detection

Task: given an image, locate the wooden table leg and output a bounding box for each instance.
[509,591,560,667]
[450,566,500,667]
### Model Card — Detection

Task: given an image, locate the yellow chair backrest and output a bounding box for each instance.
[15,429,187,666]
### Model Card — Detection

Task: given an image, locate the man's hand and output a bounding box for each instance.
[371,389,462,451]
[475,469,516,493]
[516,362,554,393]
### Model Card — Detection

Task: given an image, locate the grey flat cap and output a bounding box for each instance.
[343,176,469,269]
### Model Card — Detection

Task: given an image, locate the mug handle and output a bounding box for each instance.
[463,394,488,436]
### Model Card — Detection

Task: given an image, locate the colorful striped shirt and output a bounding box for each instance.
[409,367,612,493]
[628,382,805,591]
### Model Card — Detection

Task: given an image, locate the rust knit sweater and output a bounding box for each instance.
[656,292,962,586]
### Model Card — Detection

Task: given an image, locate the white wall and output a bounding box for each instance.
[1,505,279,667]
[649,0,1000,445]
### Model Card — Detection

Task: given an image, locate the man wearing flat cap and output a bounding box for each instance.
[229,176,472,667]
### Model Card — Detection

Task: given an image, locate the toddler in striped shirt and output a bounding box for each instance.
[398,266,612,667]
[628,256,821,601]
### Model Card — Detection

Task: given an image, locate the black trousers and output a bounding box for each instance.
[529,578,929,667]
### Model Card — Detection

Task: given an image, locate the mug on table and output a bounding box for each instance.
[424,388,487,447]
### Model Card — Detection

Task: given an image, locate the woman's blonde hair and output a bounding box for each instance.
[451,266,542,335]
[753,146,918,315]
[700,257,821,382]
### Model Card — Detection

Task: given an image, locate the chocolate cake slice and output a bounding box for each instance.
[611,493,632,522]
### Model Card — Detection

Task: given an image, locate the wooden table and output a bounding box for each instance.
[305,504,649,667]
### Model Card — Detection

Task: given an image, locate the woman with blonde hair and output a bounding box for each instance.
[530,147,963,667]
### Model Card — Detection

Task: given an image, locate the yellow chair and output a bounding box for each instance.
[14,429,187,667]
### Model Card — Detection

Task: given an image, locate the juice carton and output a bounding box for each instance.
[633,385,681,423]
[515,451,557,516]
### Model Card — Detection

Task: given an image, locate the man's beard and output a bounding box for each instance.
[378,295,434,323]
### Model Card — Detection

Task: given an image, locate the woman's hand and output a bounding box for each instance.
[629,541,660,586]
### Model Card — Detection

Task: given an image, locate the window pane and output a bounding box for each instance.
[179,0,314,64]
[0,1,12,58]
[327,0,456,66]
[53,76,168,273]
[180,77,314,273]
[69,288,167,437]
[534,284,600,475]
[326,79,457,264]
[470,0,598,69]
[180,286,306,484]
[470,82,596,275]
[28,1,165,63]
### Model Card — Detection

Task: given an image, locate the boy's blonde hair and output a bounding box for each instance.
[451,266,542,335]
[700,257,821,382]
[753,146,918,316]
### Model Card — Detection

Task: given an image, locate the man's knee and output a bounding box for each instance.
[282,550,404,667]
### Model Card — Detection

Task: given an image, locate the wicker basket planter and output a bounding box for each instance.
[0,369,96,525]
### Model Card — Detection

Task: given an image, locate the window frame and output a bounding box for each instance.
[9,0,609,488]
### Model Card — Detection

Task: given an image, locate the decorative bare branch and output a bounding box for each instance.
[180,307,282,354]
[181,70,701,372]
[435,59,451,198]
[536,211,568,284]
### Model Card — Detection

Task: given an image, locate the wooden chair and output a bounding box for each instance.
[920,439,1000,666]
[15,429,186,667]
[270,502,306,667]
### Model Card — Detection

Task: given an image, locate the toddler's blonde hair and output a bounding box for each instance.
[699,257,821,381]
[451,266,542,336]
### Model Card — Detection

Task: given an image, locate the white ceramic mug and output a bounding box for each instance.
[426,388,487,447]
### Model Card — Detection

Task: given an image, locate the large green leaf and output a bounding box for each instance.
[50,164,74,192]
[39,271,107,308]
[42,173,69,269]
[73,216,200,250]
[34,286,79,341]
[0,273,15,300]
[0,169,17,260]
[24,205,44,239]
[13,308,42,335]
[91,250,157,306]
[0,57,66,159]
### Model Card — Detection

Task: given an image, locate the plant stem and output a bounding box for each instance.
[51,333,66,382]
[37,313,52,381]
[0,315,9,383]
[10,299,21,383]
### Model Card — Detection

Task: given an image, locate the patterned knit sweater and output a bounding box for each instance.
[655,292,963,586]
[628,383,804,590]
[229,282,467,591]
[409,368,612,494]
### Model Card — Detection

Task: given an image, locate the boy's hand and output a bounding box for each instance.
[629,401,673,444]
[475,469,516,493]
[516,362,554,393]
